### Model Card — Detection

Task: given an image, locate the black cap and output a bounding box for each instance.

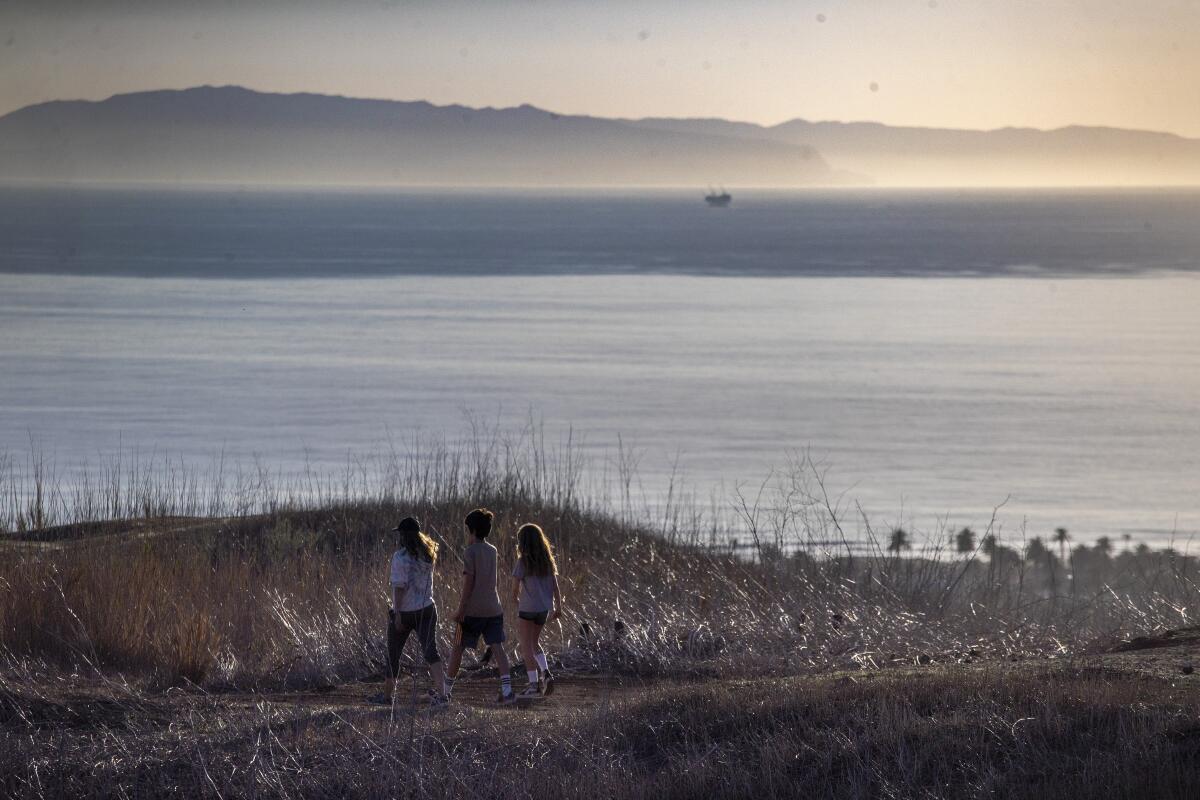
[393,516,421,533]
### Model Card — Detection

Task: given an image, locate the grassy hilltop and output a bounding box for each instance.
[2,438,1199,798]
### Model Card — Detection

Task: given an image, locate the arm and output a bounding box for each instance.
[549,574,564,622]
[453,572,475,623]
[511,558,523,606]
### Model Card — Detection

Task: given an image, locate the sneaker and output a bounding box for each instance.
[542,671,556,697]
[429,693,450,710]
[497,690,517,705]
[517,682,542,699]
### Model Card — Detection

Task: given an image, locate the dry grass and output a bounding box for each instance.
[2,665,1199,799]
[3,431,1200,796]
[2,488,1196,690]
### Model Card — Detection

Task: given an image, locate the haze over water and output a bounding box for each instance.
[2,187,1199,548]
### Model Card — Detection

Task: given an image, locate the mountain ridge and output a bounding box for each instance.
[628,114,1200,186]
[2,85,1199,187]
[0,85,846,188]
[12,84,1198,140]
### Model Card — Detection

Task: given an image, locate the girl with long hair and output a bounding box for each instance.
[510,523,563,697]
[370,516,447,707]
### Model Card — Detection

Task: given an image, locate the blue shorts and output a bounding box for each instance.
[459,614,506,648]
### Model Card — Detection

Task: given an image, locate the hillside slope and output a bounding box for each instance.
[632,116,1200,186]
[0,86,845,187]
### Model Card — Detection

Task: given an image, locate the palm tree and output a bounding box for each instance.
[1095,536,1113,557]
[1053,527,1070,563]
[1025,536,1051,565]
[1025,536,1058,596]
[888,527,910,555]
[954,526,976,556]
[1123,533,1133,552]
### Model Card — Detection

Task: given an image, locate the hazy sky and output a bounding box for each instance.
[3,0,1199,135]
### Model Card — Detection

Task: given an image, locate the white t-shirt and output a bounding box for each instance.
[390,550,435,612]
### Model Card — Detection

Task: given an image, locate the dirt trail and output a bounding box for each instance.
[1093,625,1200,679]
[249,672,640,715]
[1,672,649,740]
[7,650,1200,744]
[225,634,1200,718]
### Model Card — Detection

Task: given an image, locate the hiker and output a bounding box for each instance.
[444,507,516,704]
[511,522,563,698]
[370,516,447,707]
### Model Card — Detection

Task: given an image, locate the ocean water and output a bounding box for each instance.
[1,186,1199,547]
[4,186,1200,279]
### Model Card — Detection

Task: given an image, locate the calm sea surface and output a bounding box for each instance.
[2,187,1199,546]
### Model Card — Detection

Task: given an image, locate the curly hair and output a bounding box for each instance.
[516,523,557,577]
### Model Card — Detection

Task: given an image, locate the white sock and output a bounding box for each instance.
[444,677,454,697]
[527,669,539,686]
[500,674,513,696]
[535,652,549,673]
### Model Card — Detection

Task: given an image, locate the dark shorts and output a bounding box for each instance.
[388,604,441,674]
[518,610,549,626]
[458,614,506,648]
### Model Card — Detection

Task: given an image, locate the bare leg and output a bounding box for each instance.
[493,642,511,676]
[493,642,511,696]
[535,641,555,695]
[518,618,540,677]
[447,643,466,680]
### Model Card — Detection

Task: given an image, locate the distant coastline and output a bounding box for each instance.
[3,86,1200,188]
